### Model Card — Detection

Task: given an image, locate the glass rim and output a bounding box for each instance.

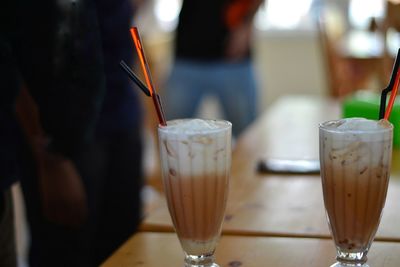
[158,118,232,135]
[319,118,393,134]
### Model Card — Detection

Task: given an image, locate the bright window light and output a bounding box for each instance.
[256,0,313,30]
[349,0,384,29]
[154,0,182,31]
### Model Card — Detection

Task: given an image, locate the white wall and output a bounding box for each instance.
[253,29,329,113]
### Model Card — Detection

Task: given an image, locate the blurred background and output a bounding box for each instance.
[12,0,400,266]
[134,0,398,110]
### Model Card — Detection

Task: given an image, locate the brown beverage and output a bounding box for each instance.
[319,118,392,266]
[158,119,231,256]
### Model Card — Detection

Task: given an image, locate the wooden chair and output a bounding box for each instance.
[380,1,400,80]
[317,10,386,98]
[317,12,362,98]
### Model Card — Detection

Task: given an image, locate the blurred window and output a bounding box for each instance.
[348,0,384,29]
[154,0,182,31]
[255,0,315,30]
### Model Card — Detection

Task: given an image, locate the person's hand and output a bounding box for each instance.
[225,21,253,61]
[15,88,88,227]
[33,138,88,227]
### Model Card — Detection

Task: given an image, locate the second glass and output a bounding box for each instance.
[319,118,393,267]
[158,119,232,267]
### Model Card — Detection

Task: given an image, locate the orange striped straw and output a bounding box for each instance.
[384,68,400,120]
[379,48,400,120]
[130,27,167,126]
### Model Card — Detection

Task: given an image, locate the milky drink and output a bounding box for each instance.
[158,119,232,256]
[319,118,392,258]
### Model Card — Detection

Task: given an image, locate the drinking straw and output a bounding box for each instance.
[379,48,400,120]
[130,27,167,126]
[120,60,151,97]
[384,68,400,120]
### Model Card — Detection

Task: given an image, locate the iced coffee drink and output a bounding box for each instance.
[319,118,393,267]
[158,119,232,267]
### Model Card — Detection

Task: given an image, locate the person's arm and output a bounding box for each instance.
[224,0,264,30]
[11,0,106,227]
[224,0,265,61]
[16,87,88,227]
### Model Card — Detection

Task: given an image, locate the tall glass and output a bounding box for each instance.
[158,119,232,267]
[319,118,393,267]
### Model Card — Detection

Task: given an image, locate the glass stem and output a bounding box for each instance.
[184,252,219,267]
[335,250,369,266]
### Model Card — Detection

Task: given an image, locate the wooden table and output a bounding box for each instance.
[102,95,400,266]
[141,95,400,241]
[101,232,400,267]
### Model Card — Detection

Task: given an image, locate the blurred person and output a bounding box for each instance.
[162,0,264,137]
[75,0,145,263]
[1,0,96,265]
[0,47,20,267]
[1,0,144,266]
[0,185,17,267]
[1,0,106,266]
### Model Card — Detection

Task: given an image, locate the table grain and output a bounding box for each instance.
[141,96,400,241]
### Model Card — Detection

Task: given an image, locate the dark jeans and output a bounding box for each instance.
[0,188,17,267]
[19,130,143,267]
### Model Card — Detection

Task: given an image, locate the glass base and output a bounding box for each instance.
[330,263,369,267]
[184,253,219,267]
[332,248,369,267]
[184,264,219,267]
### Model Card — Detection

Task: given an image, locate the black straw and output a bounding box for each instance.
[379,48,400,119]
[119,60,151,97]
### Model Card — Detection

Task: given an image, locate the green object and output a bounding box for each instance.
[342,91,400,147]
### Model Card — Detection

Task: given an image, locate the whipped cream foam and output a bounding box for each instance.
[321,118,392,132]
[158,119,232,177]
[160,119,231,135]
[320,117,393,169]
